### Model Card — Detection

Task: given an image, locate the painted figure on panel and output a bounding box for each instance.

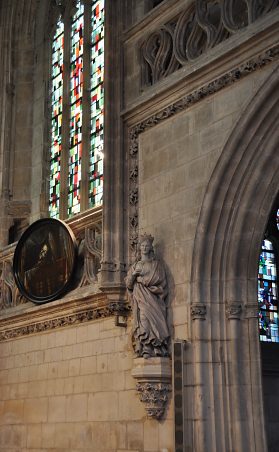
[126,233,170,358]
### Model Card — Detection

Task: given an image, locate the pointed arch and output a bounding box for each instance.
[190,64,279,452]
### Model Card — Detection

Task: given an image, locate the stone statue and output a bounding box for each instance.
[126,233,170,358]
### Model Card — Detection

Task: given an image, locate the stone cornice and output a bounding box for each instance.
[0,291,130,341]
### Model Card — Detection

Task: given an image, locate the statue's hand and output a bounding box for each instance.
[136,276,144,284]
[132,269,141,277]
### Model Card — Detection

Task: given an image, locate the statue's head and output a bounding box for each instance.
[138,233,154,258]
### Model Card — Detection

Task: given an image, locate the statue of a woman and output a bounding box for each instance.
[126,234,170,358]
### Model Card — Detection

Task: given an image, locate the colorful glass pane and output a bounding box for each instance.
[89,0,104,208]
[68,0,84,216]
[50,20,64,218]
[258,239,279,342]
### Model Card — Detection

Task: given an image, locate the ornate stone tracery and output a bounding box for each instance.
[79,224,102,287]
[0,256,27,310]
[141,0,279,86]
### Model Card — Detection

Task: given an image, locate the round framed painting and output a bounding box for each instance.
[13,218,77,303]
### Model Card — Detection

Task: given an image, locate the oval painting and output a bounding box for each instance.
[13,218,77,303]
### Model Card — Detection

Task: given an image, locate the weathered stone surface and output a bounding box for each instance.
[0,0,278,451]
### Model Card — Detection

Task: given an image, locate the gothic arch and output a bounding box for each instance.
[190,64,279,452]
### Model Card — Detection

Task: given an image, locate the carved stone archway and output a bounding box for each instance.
[190,64,279,452]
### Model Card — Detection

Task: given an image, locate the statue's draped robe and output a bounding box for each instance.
[126,259,169,357]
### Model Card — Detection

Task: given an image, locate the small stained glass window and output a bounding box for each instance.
[258,239,278,342]
[258,207,279,342]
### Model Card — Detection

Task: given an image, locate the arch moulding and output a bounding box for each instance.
[190,64,279,452]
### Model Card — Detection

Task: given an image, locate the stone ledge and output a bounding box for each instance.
[132,357,172,381]
[0,291,130,341]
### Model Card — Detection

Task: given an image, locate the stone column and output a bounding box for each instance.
[0,2,16,246]
[191,303,211,451]
[0,0,36,245]
[100,0,127,300]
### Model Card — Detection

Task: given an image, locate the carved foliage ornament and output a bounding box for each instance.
[226,302,242,319]
[136,382,171,419]
[141,0,279,86]
[0,302,130,342]
[191,303,207,320]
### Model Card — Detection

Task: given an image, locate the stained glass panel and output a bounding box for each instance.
[68,0,84,216]
[49,1,105,218]
[89,0,104,208]
[258,239,279,342]
[50,20,64,218]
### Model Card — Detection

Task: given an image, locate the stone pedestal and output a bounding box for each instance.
[131,357,172,419]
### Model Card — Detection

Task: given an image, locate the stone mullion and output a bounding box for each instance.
[60,9,71,220]
[80,0,91,212]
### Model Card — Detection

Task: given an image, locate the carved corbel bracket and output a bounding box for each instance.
[131,357,172,420]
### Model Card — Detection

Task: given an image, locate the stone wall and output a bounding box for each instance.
[137,63,276,342]
[0,317,173,451]
[0,0,279,451]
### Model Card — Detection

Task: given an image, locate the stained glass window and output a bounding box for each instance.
[49,0,105,219]
[68,1,84,216]
[89,0,104,208]
[50,20,64,219]
[258,239,278,342]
